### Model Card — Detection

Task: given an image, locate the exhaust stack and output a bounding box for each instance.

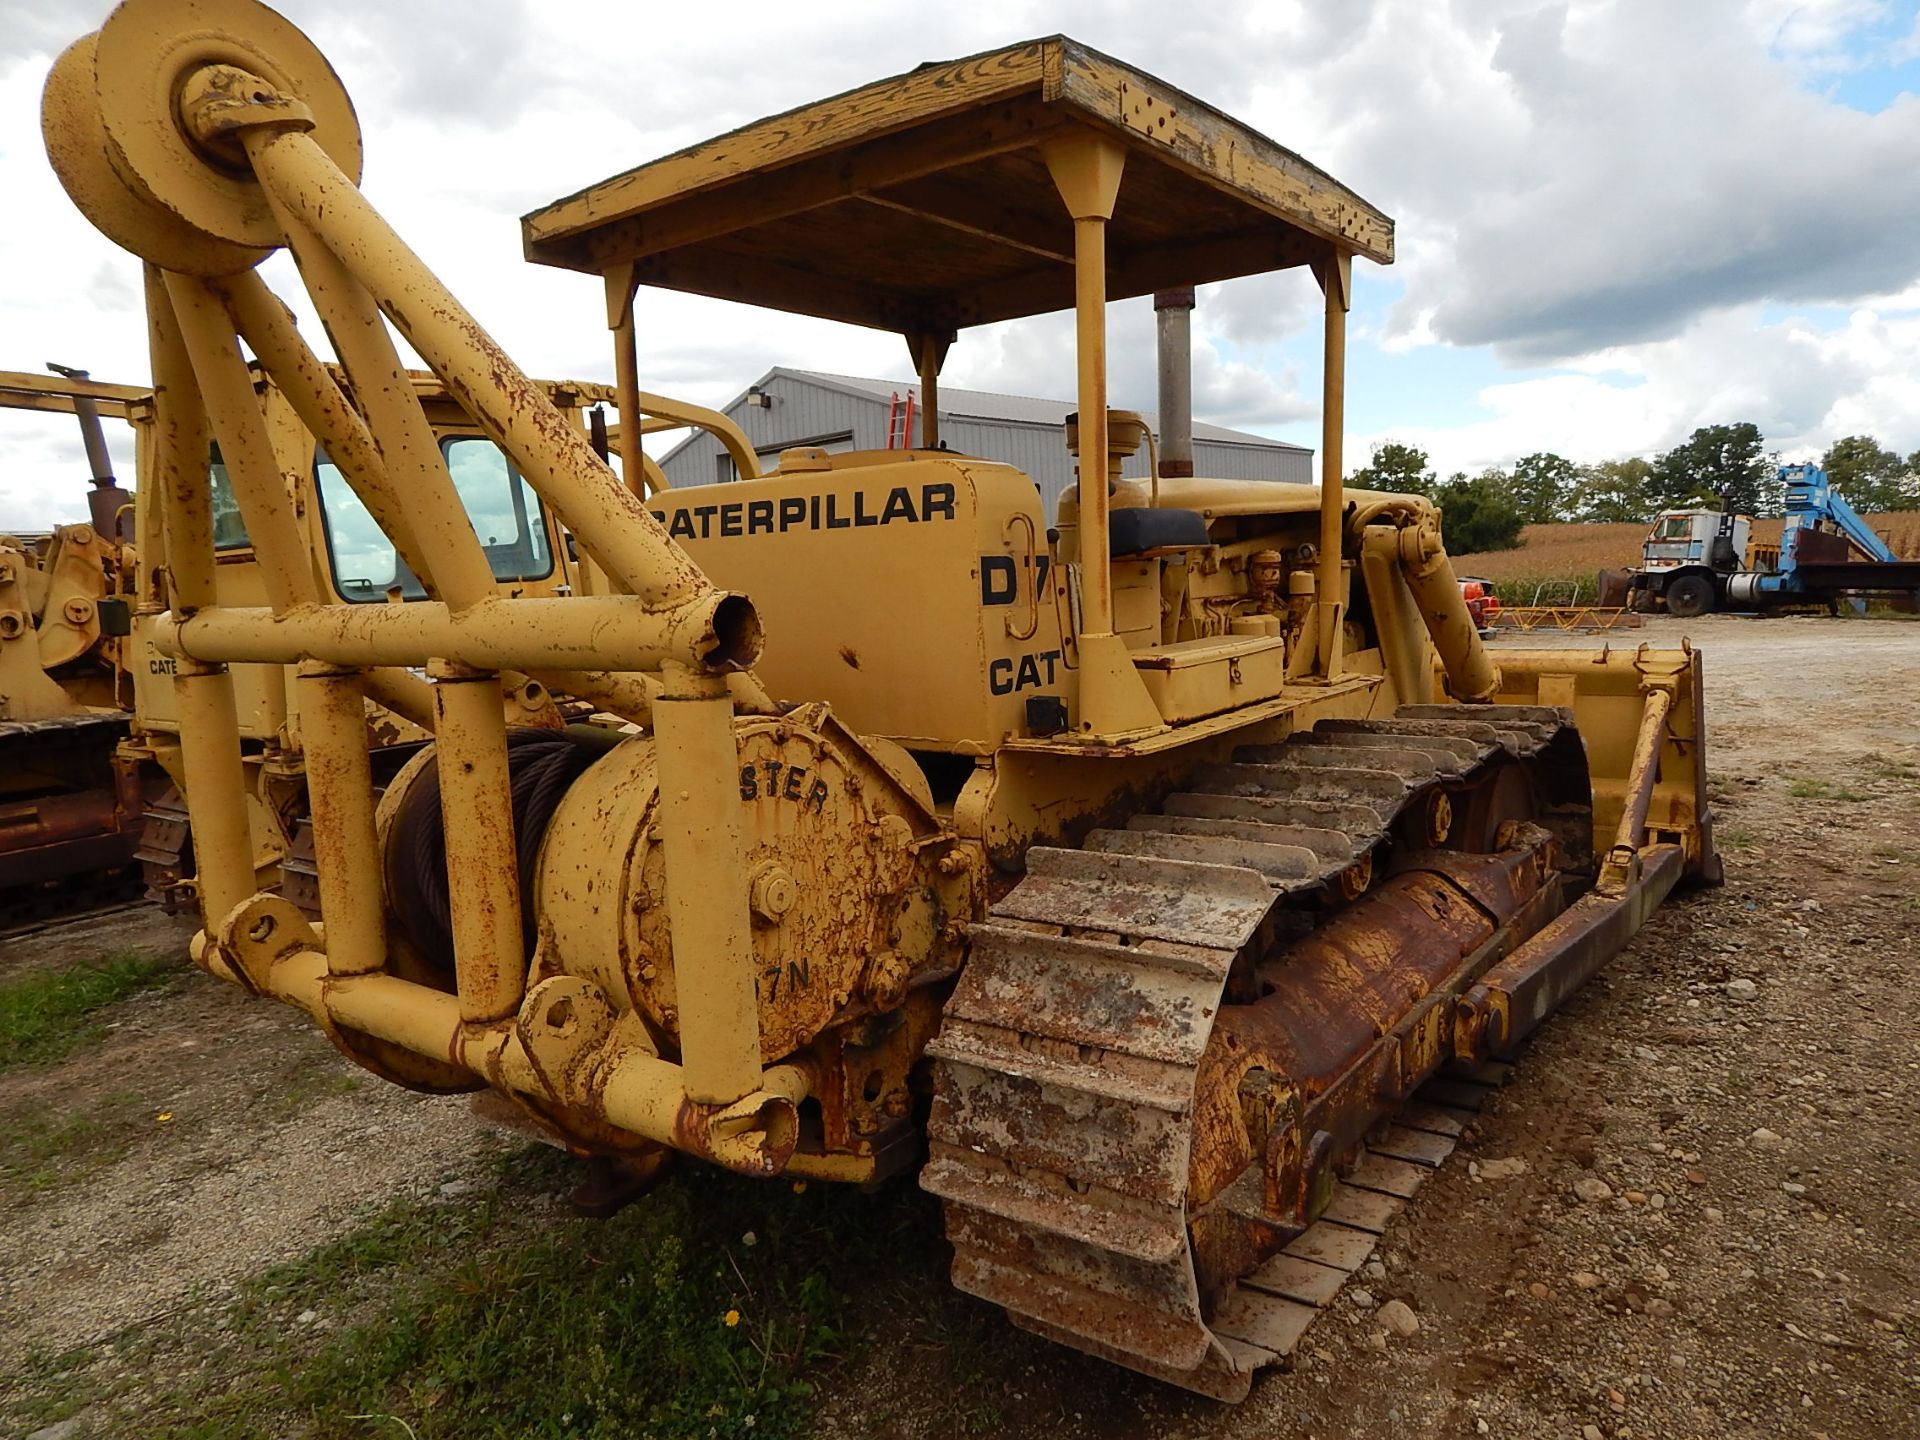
[47,362,131,543]
[1154,287,1195,479]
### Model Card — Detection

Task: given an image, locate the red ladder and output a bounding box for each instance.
[885,390,917,449]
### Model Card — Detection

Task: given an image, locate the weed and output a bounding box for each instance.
[1,1088,158,1198]
[1787,778,1865,802]
[0,951,177,1072]
[1717,826,1756,849]
[67,1147,980,1440]
[0,1108,107,1192]
[266,1064,363,1120]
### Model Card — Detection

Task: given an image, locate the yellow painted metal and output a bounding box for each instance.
[252,168,501,611]
[1316,252,1352,678]
[430,665,525,1025]
[143,265,217,615]
[649,667,760,1105]
[521,38,1395,309]
[216,269,441,596]
[0,369,146,419]
[360,667,436,733]
[144,261,257,923]
[1395,512,1501,702]
[171,657,256,924]
[0,545,84,719]
[163,272,318,611]
[1493,646,1713,876]
[154,592,741,674]
[606,263,648,497]
[908,331,951,449]
[1357,526,1431,707]
[1599,681,1677,894]
[1041,133,1125,639]
[35,4,1720,1294]
[1131,635,1288,726]
[629,391,760,485]
[296,660,385,974]
[255,943,802,1174]
[234,120,732,650]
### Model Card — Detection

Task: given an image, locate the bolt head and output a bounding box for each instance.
[748,861,797,924]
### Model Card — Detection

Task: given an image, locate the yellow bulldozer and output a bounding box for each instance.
[41,1,1717,1400]
[0,367,148,912]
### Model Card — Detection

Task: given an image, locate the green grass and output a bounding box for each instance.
[266,1065,364,1120]
[1786,778,1867,802]
[47,1147,1001,1440]
[0,950,177,1072]
[0,1107,111,1192]
[0,1089,154,1197]
[1716,826,1757,849]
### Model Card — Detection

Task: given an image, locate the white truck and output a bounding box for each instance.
[1628,466,1918,617]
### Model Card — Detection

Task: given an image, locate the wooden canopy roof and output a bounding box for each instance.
[521,37,1393,334]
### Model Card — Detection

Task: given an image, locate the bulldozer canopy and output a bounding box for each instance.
[520,37,1394,333]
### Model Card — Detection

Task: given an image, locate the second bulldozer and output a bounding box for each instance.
[43,2,1716,1400]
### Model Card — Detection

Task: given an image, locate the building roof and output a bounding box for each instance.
[657,367,1308,467]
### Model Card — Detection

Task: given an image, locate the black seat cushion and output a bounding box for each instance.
[1108,506,1211,556]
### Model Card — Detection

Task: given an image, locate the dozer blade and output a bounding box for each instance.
[1476,643,1719,882]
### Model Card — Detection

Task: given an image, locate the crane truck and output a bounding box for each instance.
[1630,464,1920,617]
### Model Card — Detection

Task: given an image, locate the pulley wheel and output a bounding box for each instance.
[42,0,362,273]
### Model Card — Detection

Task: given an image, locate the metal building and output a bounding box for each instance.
[655,368,1312,517]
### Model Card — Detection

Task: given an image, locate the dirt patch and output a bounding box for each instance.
[0,905,196,983]
[0,908,504,1368]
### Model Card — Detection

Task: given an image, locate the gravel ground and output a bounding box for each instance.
[1225,615,1920,1439]
[2,613,1915,1439]
[0,912,504,1361]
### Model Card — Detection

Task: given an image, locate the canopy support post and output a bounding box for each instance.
[905,330,953,449]
[1314,250,1352,680]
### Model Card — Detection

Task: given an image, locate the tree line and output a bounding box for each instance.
[1346,424,1920,554]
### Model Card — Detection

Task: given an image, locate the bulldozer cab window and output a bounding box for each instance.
[442,437,554,583]
[1653,516,1695,540]
[208,444,250,550]
[314,437,554,602]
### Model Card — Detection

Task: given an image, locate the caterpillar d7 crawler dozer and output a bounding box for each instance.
[44,1,1717,1400]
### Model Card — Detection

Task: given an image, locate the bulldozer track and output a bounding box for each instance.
[0,713,147,935]
[924,706,1587,1400]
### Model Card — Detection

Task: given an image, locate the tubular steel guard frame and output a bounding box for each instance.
[41,0,794,1171]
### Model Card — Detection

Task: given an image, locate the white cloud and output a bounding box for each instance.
[1366,295,1920,477]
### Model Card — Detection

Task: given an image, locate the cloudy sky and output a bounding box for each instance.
[2,0,1918,527]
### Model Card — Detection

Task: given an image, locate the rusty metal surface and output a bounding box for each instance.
[1467,842,1684,1055]
[924,707,1621,1398]
[0,712,145,894]
[1493,605,1643,632]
